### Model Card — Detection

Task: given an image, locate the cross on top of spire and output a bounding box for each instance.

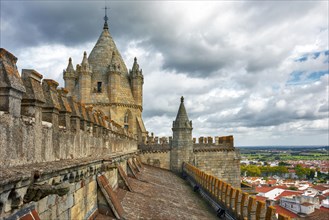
[103,5,109,30]
[103,6,108,22]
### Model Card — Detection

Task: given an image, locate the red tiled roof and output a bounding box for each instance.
[256,186,273,193]
[267,179,277,185]
[274,205,299,218]
[256,196,267,202]
[275,185,289,189]
[318,192,329,201]
[274,190,302,200]
[312,185,329,192]
[306,206,329,220]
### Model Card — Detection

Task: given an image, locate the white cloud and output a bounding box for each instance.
[1,1,328,146]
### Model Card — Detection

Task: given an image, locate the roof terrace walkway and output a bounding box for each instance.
[96,164,219,220]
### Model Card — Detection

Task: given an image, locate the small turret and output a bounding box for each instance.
[63,57,76,96]
[171,96,193,173]
[129,57,144,107]
[109,51,121,73]
[108,51,121,103]
[76,51,92,104]
[80,51,92,73]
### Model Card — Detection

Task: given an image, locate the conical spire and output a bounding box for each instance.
[66,57,74,73]
[82,51,88,65]
[132,57,139,71]
[88,22,128,76]
[130,57,143,77]
[175,96,189,122]
[173,96,192,128]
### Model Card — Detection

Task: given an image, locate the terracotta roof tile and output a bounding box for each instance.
[274,205,299,218]
[256,186,273,193]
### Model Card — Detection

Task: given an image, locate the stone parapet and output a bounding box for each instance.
[57,88,72,129]
[138,144,171,153]
[193,135,234,147]
[0,151,138,219]
[0,48,138,169]
[182,163,291,220]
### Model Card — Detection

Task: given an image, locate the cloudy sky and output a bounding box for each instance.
[1,0,328,146]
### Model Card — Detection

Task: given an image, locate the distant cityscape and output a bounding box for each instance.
[239,146,329,219]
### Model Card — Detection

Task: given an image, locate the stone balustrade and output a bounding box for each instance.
[182,162,291,220]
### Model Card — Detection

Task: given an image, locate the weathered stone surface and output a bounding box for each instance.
[23,182,70,203]
[0,48,26,117]
[62,23,147,142]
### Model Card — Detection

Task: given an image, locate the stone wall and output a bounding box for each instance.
[139,151,170,170]
[194,149,240,188]
[0,48,140,219]
[138,135,241,188]
[0,153,136,220]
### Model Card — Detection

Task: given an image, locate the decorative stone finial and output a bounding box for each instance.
[134,57,137,62]
[82,51,88,65]
[181,96,184,103]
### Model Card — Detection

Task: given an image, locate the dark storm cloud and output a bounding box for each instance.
[1,1,328,145]
[1,1,322,77]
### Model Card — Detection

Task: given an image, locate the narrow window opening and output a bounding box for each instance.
[124,113,129,130]
[124,113,129,124]
[97,82,102,93]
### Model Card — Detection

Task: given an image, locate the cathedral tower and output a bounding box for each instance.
[171,96,193,173]
[63,12,147,142]
[76,51,92,104]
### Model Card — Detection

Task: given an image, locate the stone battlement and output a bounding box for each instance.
[138,135,234,152]
[193,135,234,146]
[0,48,137,168]
[140,132,171,145]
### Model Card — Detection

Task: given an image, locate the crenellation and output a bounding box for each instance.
[0,49,138,168]
[21,69,45,122]
[42,79,60,129]
[0,48,26,117]
[57,88,72,130]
